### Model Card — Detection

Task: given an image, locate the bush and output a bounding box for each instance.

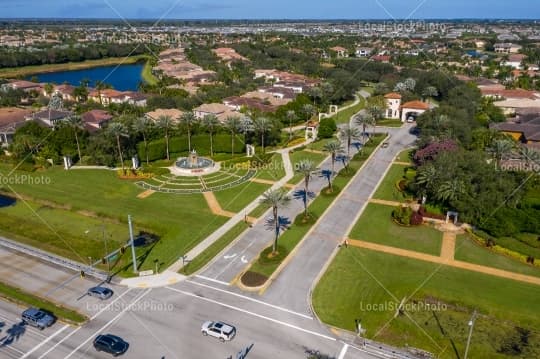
[392,205,413,225]
[318,118,337,138]
[410,211,423,226]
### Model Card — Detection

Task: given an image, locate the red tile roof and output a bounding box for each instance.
[384,92,402,99]
[401,101,430,110]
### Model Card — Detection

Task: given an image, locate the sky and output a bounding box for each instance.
[0,0,537,19]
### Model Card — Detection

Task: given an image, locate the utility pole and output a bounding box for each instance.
[102,223,110,276]
[464,310,477,359]
[128,215,137,273]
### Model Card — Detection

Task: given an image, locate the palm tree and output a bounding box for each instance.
[295,159,317,217]
[436,179,464,203]
[44,83,54,97]
[65,115,84,161]
[355,113,375,144]
[202,114,220,157]
[286,110,296,141]
[108,122,128,171]
[520,146,540,170]
[179,112,197,152]
[415,164,437,201]
[157,115,174,161]
[260,189,291,254]
[340,124,361,158]
[95,80,106,105]
[132,116,152,165]
[224,116,241,157]
[302,104,315,121]
[323,141,343,176]
[490,139,514,167]
[253,117,273,154]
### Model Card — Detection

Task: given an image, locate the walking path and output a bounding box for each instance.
[393,161,413,166]
[369,198,403,206]
[202,192,236,218]
[137,189,155,199]
[346,239,540,286]
[440,232,456,260]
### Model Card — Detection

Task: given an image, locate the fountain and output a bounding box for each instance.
[170,149,219,176]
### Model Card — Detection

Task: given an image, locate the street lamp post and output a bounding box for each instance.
[128,215,137,273]
[464,310,477,359]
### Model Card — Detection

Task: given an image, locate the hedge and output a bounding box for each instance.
[138,134,245,162]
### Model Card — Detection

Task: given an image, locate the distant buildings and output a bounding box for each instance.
[0,107,33,147]
[494,43,522,54]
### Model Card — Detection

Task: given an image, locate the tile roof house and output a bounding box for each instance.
[400,100,430,122]
[193,103,239,122]
[6,80,42,92]
[27,109,73,127]
[81,110,113,132]
[145,108,184,122]
[330,46,348,58]
[222,96,277,113]
[0,107,33,147]
[494,43,522,54]
[491,115,540,146]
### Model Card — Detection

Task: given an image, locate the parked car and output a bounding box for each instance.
[87,286,114,300]
[93,334,129,356]
[201,321,236,342]
[381,142,389,148]
[21,308,55,330]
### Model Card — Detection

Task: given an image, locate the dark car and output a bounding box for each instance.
[93,334,129,356]
[87,286,114,300]
[22,308,55,330]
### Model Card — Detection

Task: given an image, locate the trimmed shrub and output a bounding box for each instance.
[318,118,337,138]
[410,211,423,226]
[392,205,413,225]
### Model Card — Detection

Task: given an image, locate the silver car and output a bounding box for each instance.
[201,321,236,342]
[87,286,114,300]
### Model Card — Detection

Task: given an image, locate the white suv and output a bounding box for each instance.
[201,321,236,342]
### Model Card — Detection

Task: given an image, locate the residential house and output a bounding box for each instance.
[371,55,391,63]
[222,96,277,113]
[81,110,113,132]
[400,101,430,122]
[329,46,348,58]
[384,93,402,119]
[491,114,540,148]
[145,108,184,123]
[50,84,77,101]
[212,47,249,63]
[494,43,522,54]
[5,80,42,93]
[504,54,527,69]
[355,47,373,58]
[0,107,33,147]
[27,109,73,127]
[193,103,239,122]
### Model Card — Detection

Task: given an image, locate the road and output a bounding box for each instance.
[1,278,380,359]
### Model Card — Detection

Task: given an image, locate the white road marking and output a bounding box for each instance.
[240,256,248,263]
[0,313,48,339]
[185,279,313,320]
[36,288,133,359]
[20,324,70,359]
[0,344,25,357]
[194,275,230,286]
[212,235,260,279]
[338,343,349,359]
[223,253,237,259]
[165,286,335,341]
[64,289,151,359]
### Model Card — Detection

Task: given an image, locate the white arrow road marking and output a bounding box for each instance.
[223,253,237,259]
[241,256,248,263]
[338,343,349,359]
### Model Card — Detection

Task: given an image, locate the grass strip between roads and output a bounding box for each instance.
[180,221,251,275]
[0,282,87,325]
[243,134,385,285]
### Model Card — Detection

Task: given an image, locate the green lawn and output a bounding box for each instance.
[349,203,443,256]
[0,166,227,274]
[332,97,366,125]
[305,138,338,152]
[395,148,415,163]
[372,164,415,202]
[213,181,271,213]
[455,235,540,277]
[256,153,286,181]
[181,221,250,275]
[313,248,540,358]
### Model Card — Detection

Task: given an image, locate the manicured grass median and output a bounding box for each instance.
[349,203,443,256]
[313,248,540,358]
[180,221,250,275]
[0,282,87,324]
[243,135,385,285]
[288,150,328,185]
[372,164,415,202]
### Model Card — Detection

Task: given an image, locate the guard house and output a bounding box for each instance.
[400,101,430,122]
[305,120,319,140]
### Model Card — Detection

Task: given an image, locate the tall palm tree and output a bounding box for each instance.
[107,122,128,171]
[179,112,197,152]
[355,113,375,144]
[157,115,174,161]
[132,116,152,165]
[43,83,54,97]
[520,146,540,170]
[323,141,343,176]
[295,159,317,217]
[286,110,296,141]
[340,124,361,158]
[415,164,437,201]
[202,114,220,157]
[490,139,514,167]
[260,189,291,254]
[253,117,273,154]
[436,179,464,203]
[64,115,84,161]
[302,104,315,121]
[224,116,241,157]
[95,80,106,105]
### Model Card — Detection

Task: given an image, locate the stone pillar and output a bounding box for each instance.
[132,156,140,170]
[63,156,72,170]
[246,144,255,158]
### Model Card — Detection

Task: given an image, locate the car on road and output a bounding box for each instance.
[88,286,114,300]
[381,142,389,148]
[93,334,129,356]
[21,308,55,330]
[201,321,236,342]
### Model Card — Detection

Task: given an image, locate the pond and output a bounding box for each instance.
[28,63,144,91]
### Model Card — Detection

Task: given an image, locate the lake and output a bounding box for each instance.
[28,63,144,91]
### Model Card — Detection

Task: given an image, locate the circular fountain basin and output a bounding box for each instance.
[168,156,221,176]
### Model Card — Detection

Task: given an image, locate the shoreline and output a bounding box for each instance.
[0,55,148,79]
